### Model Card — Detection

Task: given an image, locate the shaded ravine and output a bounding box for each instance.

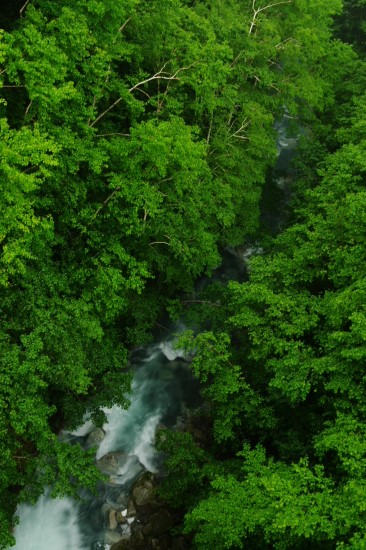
[13,119,297,550]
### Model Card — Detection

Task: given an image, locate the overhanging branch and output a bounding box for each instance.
[90,61,197,128]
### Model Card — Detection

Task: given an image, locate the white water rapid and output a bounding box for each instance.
[14,494,84,550]
[13,338,199,550]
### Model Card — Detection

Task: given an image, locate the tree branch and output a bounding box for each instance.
[93,186,121,218]
[249,0,292,34]
[20,0,31,16]
[25,100,32,116]
[119,17,132,33]
[90,61,197,127]
[229,117,251,140]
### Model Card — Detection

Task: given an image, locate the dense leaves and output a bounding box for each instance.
[0,0,362,548]
[157,14,366,550]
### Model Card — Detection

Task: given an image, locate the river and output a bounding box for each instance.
[13,116,297,550]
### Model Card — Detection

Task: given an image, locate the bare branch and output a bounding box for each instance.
[90,61,197,127]
[249,0,292,35]
[131,86,151,99]
[22,166,39,174]
[25,101,32,116]
[229,117,251,140]
[283,112,298,120]
[275,37,298,49]
[20,0,31,16]
[93,186,121,218]
[269,83,281,94]
[89,97,123,127]
[156,176,174,186]
[119,17,132,33]
[230,51,243,68]
[128,62,196,94]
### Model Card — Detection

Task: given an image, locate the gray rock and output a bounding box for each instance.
[131,472,156,508]
[104,530,124,545]
[85,427,105,449]
[109,509,118,530]
[96,451,133,476]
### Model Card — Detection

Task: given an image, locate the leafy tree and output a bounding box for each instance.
[0,0,358,546]
[173,56,366,550]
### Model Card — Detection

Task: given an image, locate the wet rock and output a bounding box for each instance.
[131,472,157,508]
[105,529,124,545]
[116,510,127,524]
[109,509,118,530]
[127,498,137,518]
[97,451,130,476]
[130,530,145,548]
[96,451,143,482]
[110,530,145,549]
[115,492,129,508]
[142,509,174,537]
[155,424,167,445]
[85,427,105,449]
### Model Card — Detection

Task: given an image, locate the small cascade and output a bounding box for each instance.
[14,338,200,549]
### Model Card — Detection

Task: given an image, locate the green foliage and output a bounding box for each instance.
[156,430,215,508]
[172,35,366,550]
[0,0,360,546]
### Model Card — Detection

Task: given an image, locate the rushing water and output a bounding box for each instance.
[15,494,84,550]
[13,117,297,550]
[13,338,200,550]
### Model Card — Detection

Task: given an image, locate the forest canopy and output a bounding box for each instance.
[0,0,365,548]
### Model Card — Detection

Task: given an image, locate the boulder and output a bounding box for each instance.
[85,427,105,449]
[127,498,137,518]
[104,530,124,545]
[96,451,142,479]
[108,509,118,530]
[131,472,156,508]
[142,509,174,537]
[110,530,145,549]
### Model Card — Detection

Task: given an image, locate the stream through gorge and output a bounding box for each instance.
[13,117,297,550]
